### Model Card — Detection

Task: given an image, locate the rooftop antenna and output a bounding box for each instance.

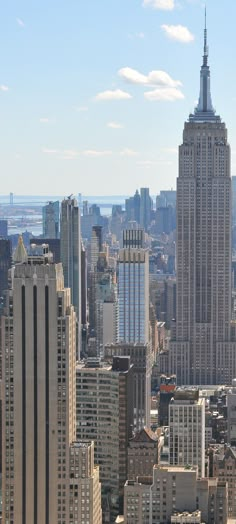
[203,4,208,66]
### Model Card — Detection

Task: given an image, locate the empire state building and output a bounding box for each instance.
[169,14,236,385]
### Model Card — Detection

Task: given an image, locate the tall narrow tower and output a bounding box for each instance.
[2,250,77,523]
[170,13,233,385]
[60,197,81,356]
[118,247,149,344]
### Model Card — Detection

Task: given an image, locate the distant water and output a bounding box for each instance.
[0,194,128,208]
[0,195,127,236]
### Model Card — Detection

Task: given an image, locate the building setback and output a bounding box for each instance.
[104,342,152,431]
[123,465,227,524]
[1,248,101,523]
[69,441,102,524]
[168,14,235,385]
[76,356,134,521]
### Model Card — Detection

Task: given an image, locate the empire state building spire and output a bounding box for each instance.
[189,8,220,122]
[203,6,208,66]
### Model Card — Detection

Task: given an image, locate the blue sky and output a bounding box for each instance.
[0,0,235,196]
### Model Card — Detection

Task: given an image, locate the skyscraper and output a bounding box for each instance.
[60,197,81,355]
[0,238,11,309]
[60,197,81,314]
[0,219,8,238]
[2,248,78,523]
[140,187,152,231]
[104,342,152,430]
[123,228,144,249]
[118,247,149,344]
[169,14,234,385]
[232,176,236,227]
[90,225,102,271]
[42,200,60,239]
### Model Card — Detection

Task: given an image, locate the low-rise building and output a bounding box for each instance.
[197,477,228,524]
[171,511,203,524]
[123,465,227,524]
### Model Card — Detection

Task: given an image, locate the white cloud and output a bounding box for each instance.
[39,118,50,123]
[143,0,175,10]
[17,18,25,27]
[42,147,79,159]
[144,87,184,101]
[82,149,112,157]
[107,122,124,129]
[95,89,132,101]
[118,67,182,88]
[161,24,194,43]
[119,68,148,85]
[0,85,9,92]
[120,148,138,157]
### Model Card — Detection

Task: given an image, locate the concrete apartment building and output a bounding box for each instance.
[69,441,102,524]
[123,465,227,524]
[124,465,197,524]
[76,356,134,521]
[104,342,152,431]
[197,477,228,524]
[124,476,152,524]
[1,244,102,524]
[169,390,205,478]
[127,427,160,480]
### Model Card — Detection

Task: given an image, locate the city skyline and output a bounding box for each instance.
[0,1,236,195]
